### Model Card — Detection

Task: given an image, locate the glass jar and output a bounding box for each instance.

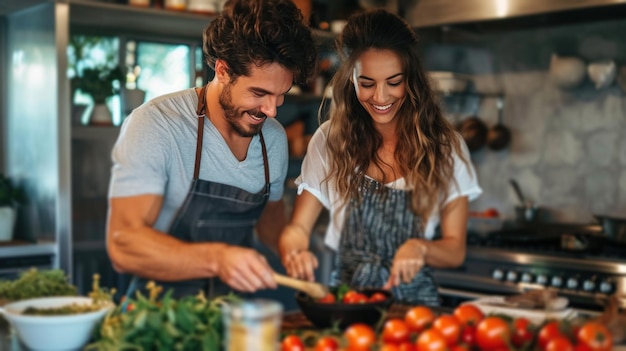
[221,299,283,351]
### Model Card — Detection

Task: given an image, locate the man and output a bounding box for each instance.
[106,0,318,298]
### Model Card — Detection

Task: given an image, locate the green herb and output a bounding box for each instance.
[335,283,351,302]
[0,268,77,300]
[86,282,241,351]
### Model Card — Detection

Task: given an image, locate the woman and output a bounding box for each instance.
[279,9,482,305]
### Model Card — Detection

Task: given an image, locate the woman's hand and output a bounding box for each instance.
[384,239,428,289]
[279,224,318,281]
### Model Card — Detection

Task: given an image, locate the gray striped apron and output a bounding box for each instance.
[330,177,440,306]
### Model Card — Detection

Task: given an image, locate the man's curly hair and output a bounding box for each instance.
[203,0,318,86]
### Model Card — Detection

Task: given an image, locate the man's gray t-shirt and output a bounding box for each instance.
[109,88,289,232]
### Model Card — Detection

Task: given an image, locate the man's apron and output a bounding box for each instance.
[330,177,440,306]
[125,85,270,299]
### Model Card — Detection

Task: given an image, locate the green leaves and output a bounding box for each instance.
[0,268,77,300]
[88,290,241,351]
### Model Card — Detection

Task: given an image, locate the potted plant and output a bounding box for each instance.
[0,174,25,241]
[72,65,124,125]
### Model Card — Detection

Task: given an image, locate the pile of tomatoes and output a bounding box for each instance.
[281,303,614,351]
[318,289,388,304]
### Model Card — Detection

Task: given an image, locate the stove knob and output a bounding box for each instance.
[566,277,579,290]
[551,276,563,288]
[536,274,548,285]
[583,279,596,292]
[506,271,518,283]
[599,280,614,294]
[492,269,505,281]
[520,272,534,283]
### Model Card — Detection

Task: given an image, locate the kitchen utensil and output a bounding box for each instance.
[295,288,393,329]
[616,65,626,94]
[509,179,526,205]
[549,54,586,89]
[588,60,616,89]
[594,214,626,244]
[0,296,114,351]
[515,205,541,223]
[486,96,511,151]
[467,296,574,325]
[273,273,330,299]
[458,116,488,152]
[561,232,604,253]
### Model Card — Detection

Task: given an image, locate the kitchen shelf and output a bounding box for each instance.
[0,241,57,259]
[68,0,215,40]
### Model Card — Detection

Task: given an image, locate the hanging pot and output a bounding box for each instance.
[457,116,488,152]
[487,96,511,151]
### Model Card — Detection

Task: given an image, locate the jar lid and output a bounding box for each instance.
[221,299,283,320]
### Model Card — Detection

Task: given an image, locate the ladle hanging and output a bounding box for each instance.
[487,96,511,151]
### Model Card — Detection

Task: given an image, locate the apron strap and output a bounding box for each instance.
[193,85,208,180]
[259,131,270,187]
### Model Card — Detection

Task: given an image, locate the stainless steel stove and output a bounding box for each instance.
[434,223,626,313]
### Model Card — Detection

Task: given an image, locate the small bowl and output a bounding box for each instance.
[296,288,393,329]
[0,296,114,351]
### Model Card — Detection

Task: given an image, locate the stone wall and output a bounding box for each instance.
[422,18,626,223]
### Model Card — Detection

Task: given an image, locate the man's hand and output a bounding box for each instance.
[214,245,277,292]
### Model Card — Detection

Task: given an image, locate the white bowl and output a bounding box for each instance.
[0,296,114,351]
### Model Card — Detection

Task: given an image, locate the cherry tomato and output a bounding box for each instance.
[314,336,340,351]
[416,328,448,351]
[382,318,411,344]
[538,321,563,350]
[344,292,368,304]
[546,336,574,351]
[397,342,416,351]
[574,344,594,351]
[432,314,462,346]
[576,321,613,351]
[317,293,336,304]
[369,292,388,302]
[511,317,535,347]
[281,334,305,351]
[342,290,359,303]
[453,304,484,327]
[475,316,510,350]
[461,325,477,347]
[344,323,377,350]
[381,344,400,351]
[404,306,435,333]
[451,345,469,351]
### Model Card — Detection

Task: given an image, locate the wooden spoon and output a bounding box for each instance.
[273,273,330,299]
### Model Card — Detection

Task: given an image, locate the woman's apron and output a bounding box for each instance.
[330,177,440,306]
[125,85,270,299]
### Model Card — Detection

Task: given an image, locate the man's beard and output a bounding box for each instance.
[219,83,266,138]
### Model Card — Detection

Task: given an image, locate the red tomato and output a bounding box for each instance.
[382,318,411,344]
[576,321,613,351]
[416,328,448,351]
[453,304,484,327]
[344,323,377,350]
[574,344,594,351]
[314,336,339,351]
[281,334,305,351]
[397,342,416,351]
[381,344,400,351]
[546,336,574,351]
[344,292,368,304]
[461,325,477,347]
[342,290,359,303]
[451,345,469,351]
[404,306,436,333]
[538,321,563,350]
[369,292,388,302]
[317,293,336,303]
[432,314,462,346]
[475,316,510,350]
[511,317,535,347]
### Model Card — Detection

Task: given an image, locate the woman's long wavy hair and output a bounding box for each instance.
[324,9,469,228]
